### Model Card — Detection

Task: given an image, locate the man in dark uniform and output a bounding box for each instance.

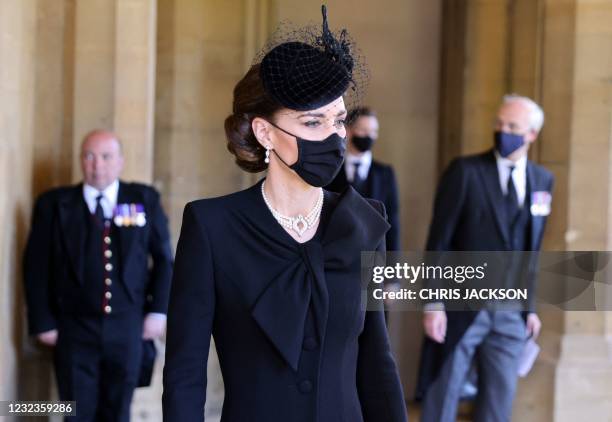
[417,95,554,422]
[326,107,401,251]
[23,130,173,421]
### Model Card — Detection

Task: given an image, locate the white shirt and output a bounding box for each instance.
[83,179,119,218]
[345,151,372,182]
[494,151,527,207]
[83,179,165,320]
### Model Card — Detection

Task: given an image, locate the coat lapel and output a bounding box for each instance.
[476,151,510,246]
[58,185,87,284]
[363,164,376,198]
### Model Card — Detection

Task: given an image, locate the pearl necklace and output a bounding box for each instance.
[261,181,323,237]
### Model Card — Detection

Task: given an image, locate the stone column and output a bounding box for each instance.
[0,0,37,405]
[553,0,612,420]
[70,0,116,177]
[154,0,249,238]
[70,0,157,184]
[114,0,158,183]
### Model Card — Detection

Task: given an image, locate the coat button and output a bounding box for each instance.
[105,263,113,272]
[104,305,112,314]
[302,336,318,351]
[298,380,313,394]
[104,236,112,245]
[105,292,112,299]
[105,278,112,286]
[104,250,113,258]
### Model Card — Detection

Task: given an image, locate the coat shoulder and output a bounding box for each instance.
[371,159,392,170]
[371,159,394,174]
[444,150,493,177]
[460,151,490,167]
[528,161,554,183]
[121,181,160,201]
[371,160,397,184]
[35,185,79,205]
[185,184,257,227]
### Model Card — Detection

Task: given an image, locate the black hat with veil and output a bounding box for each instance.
[256,5,368,114]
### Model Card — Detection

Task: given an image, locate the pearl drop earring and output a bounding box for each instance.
[264,145,271,164]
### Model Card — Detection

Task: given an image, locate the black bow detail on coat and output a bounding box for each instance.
[250,187,389,371]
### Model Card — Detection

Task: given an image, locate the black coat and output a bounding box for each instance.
[23,181,173,335]
[415,150,554,400]
[162,179,408,422]
[326,160,401,251]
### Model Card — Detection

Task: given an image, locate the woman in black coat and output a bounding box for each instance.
[162,7,408,422]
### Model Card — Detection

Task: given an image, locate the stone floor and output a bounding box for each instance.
[408,401,474,421]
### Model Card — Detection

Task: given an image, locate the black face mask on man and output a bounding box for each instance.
[351,135,375,152]
[268,122,346,187]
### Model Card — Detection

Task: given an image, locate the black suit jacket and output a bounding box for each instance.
[163,180,407,422]
[425,150,553,253]
[327,160,401,251]
[23,181,173,335]
[415,149,554,399]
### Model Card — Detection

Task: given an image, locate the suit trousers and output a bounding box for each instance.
[421,310,526,422]
[53,311,143,422]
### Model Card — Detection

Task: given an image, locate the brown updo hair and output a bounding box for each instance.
[225,64,284,172]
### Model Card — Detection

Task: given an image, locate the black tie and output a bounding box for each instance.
[95,194,105,225]
[351,161,366,192]
[505,166,519,226]
[353,162,362,183]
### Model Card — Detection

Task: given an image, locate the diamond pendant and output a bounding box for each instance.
[292,215,308,237]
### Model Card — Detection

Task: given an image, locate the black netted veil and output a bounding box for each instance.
[256,5,368,114]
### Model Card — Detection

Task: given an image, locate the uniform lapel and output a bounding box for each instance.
[58,184,87,284]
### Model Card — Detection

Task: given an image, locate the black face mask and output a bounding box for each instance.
[494,131,525,157]
[351,135,375,152]
[269,122,346,187]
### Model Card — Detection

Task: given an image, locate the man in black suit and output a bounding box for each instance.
[418,95,554,422]
[326,107,401,251]
[23,130,173,421]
